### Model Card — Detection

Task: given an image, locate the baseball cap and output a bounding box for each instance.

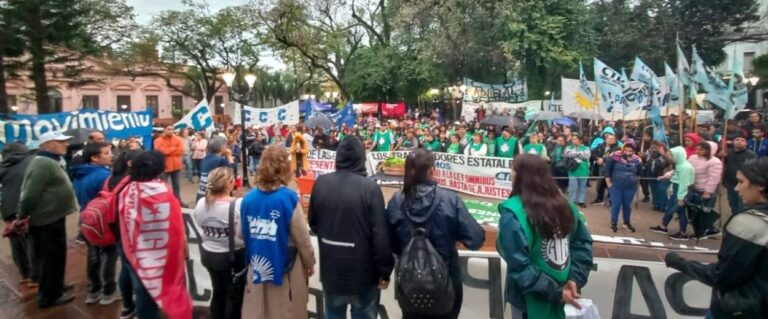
[38,131,72,145]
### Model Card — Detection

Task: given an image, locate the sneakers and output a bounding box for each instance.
[99,291,122,305]
[610,223,618,233]
[591,200,604,205]
[577,203,587,209]
[622,223,636,233]
[39,292,75,309]
[120,307,136,319]
[85,292,101,305]
[649,225,669,234]
[670,232,689,241]
[698,229,722,240]
[75,233,87,245]
[642,196,650,203]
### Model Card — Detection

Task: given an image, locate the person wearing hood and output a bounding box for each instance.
[650,146,696,241]
[683,133,701,158]
[688,141,724,239]
[386,149,485,319]
[747,126,768,157]
[309,137,394,319]
[0,143,38,288]
[723,134,757,214]
[644,141,670,212]
[604,143,643,232]
[591,128,622,205]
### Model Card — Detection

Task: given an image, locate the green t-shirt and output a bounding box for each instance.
[523,143,545,156]
[424,139,441,152]
[447,143,461,154]
[373,130,394,151]
[495,136,518,158]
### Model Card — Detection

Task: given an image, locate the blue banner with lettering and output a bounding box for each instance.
[1,109,155,149]
[328,101,356,128]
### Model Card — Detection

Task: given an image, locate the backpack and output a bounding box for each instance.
[80,176,131,247]
[395,211,455,315]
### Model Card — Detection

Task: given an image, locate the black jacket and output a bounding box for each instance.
[0,150,35,220]
[723,148,757,187]
[386,182,485,282]
[308,137,394,295]
[248,140,265,159]
[666,205,768,319]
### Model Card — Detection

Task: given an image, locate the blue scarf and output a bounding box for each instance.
[240,186,298,285]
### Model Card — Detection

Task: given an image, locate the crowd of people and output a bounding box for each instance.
[0,105,766,318]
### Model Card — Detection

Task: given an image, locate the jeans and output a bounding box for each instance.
[248,156,260,175]
[609,185,637,225]
[182,154,194,181]
[118,245,135,312]
[726,186,744,214]
[8,231,36,281]
[662,183,687,233]
[193,158,202,177]
[125,260,160,319]
[649,180,670,209]
[568,177,588,204]
[164,170,181,201]
[29,218,67,305]
[640,178,650,197]
[86,244,118,294]
[324,286,380,319]
[201,249,246,319]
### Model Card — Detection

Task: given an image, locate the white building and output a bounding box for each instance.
[719,0,768,107]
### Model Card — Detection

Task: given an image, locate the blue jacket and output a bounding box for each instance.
[604,151,642,189]
[747,138,768,157]
[71,164,111,211]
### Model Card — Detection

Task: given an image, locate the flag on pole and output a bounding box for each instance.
[575,61,597,110]
[691,46,726,93]
[731,55,748,114]
[173,99,214,132]
[664,62,681,106]
[676,43,692,86]
[630,56,661,90]
[593,58,626,114]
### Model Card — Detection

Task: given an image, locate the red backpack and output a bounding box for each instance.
[80,176,131,246]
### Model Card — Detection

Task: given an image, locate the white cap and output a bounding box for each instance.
[38,131,72,145]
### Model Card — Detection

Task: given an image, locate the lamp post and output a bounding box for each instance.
[222,70,257,187]
[120,104,128,112]
[540,91,551,111]
[10,105,17,116]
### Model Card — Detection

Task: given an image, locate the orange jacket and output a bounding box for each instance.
[154,135,184,172]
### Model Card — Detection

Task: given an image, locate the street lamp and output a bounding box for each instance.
[540,91,551,111]
[222,70,256,187]
[120,104,128,112]
[748,76,760,86]
[10,105,18,113]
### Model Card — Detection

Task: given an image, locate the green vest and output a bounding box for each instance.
[424,139,441,152]
[524,143,544,156]
[496,137,518,158]
[447,143,461,154]
[467,141,486,156]
[485,138,496,157]
[374,130,393,151]
[499,196,582,319]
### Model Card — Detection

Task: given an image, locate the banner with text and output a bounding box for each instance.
[1,109,154,149]
[463,78,528,103]
[174,100,214,132]
[562,77,679,121]
[233,100,300,127]
[461,100,555,122]
[182,209,712,318]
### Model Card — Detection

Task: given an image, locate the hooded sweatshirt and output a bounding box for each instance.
[0,150,35,220]
[71,163,112,211]
[668,146,695,200]
[590,127,616,150]
[684,133,701,158]
[688,141,723,195]
[308,137,394,295]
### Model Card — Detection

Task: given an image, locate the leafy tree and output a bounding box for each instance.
[753,54,768,89]
[0,1,25,113]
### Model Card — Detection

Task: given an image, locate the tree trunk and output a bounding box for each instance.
[31,53,51,113]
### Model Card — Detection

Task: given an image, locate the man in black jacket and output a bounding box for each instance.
[0,142,37,287]
[308,136,394,319]
[723,134,757,214]
[591,133,621,205]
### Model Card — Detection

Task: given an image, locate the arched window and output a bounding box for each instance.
[48,89,63,113]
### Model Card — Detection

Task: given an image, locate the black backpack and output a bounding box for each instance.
[395,212,455,315]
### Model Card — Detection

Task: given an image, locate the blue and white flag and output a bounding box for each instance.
[731,55,748,114]
[328,101,357,128]
[691,46,726,93]
[664,62,681,106]
[575,61,597,110]
[593,58,627,114]
[174,99,214,132]
[630,56,661,90]
[676,44,692,86]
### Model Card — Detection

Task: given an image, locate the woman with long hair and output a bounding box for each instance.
[665,157,768,319]
[604,143,643,233]
[193,167,246,319]
[240,145,315,319]
[386,149,485,319]
[497,154,594,319]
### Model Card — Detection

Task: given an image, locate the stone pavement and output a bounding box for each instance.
[0,176,722,319]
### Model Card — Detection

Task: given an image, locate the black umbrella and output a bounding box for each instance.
[481,115,525,130]
[63,128,100,145]
[305,115,335,130]
[686,203,721,243]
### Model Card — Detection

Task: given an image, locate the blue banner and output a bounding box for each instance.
[2,109,154,149]
[328,101,357,128]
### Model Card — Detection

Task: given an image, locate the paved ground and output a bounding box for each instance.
[0,176,722,319]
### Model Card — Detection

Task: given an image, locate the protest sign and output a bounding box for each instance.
[233,100,300,127]
[696,110,715,124]
[463,78,528,103]
[174,100,214,131]
[461,101,547,122]
[182,209,712,318]
[1,109,154,149]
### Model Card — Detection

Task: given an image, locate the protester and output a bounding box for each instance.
[0,143,37,288]
[495,127,521,158]
[240,145,316,319]
[154,126,184,200]
[748,127,768,157]
[497,154,593,319]
[604,143,642,232]
[591,129,621,205]
[17,131,79,308]
[688,141,724,239]
[69,130,107,167]
[181,129,194,183]
[650,146,696,241]
[549,135,569,192]
[191,132,208,178]
[248,131,266,175]
[683,132,702,158]
[723,134,757,214]
[71,142,121,305]
[193,167,246,319]
[309,137,394,319]
[422,132,441,152]
[565,134,591,208]
[742,111,766,134]
[290,126,311,177]
[446,133,463,154]
[523,133,549,160]
[197,136,232,202]
[644,141,670,212]
[485,130,497,156]
[665,157,768,319]
[372,124,395,152]
[464,132,488,156]
[396,128,419,151]
[386,149,485,319]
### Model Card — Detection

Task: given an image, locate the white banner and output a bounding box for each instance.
[182,209,713,318]
[174,100,214,131]
[461,100,555,122]
[463,78,528,103]
[233,100,300,127]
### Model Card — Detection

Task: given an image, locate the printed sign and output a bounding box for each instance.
[174,100,214,131]
[696,110,715,124]
[233,101,300,127]
[182,210,713,318]
[463,78,528,103]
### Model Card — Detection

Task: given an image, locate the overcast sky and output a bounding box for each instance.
[126,0,284,70]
